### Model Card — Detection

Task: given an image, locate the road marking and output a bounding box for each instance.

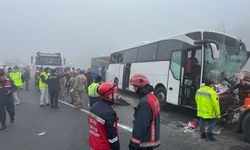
[59,100,133,133]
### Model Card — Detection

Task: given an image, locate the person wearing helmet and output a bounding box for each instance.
[88,82,120,150]
[0,69,17,130]
[87,74,102,106]
[129,74,160,150]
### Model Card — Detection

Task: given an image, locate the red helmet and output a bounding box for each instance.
[98,82,118,99]
[129,74,150,87]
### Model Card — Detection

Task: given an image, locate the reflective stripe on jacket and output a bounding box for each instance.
[88,100,120,150]
[195,86,221,119]
[88,82,100,97]
[39,71,48,88]
[9,71,23,87]
[130,93,160,149]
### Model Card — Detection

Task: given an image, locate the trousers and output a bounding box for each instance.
[49,91,59,107]
[0,97,15,124]
[40,87,49,105]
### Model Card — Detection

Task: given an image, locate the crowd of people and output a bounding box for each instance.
[0,64,162,150]
[88,74,160,150]
[36,67,97,108]
[1,64,250,150]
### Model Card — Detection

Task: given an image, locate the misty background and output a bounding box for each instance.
[0,0,250,70]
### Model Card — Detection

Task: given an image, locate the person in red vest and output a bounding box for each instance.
[88,82,120,150]
[129,74,160,150]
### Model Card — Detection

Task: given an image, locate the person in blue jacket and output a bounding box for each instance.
[129,74,160,150]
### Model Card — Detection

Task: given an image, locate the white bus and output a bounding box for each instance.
[106,30,249,108]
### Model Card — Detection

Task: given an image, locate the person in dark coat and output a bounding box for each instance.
[129,74,160,150]
[88,82,120,150]
[0,69,17,130]
[23,66,30,91]
[231,79,250,104]
[47,69,65,108]
[85,68,93,88]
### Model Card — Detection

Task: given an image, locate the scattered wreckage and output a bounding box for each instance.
[216,71,250,143]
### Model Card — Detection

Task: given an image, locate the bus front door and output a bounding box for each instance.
[166,50,182,105]
[181,48,202,108]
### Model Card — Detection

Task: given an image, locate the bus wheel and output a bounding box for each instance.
[154,86,166,104]
[114,78,119,86]
[242,112,250,143]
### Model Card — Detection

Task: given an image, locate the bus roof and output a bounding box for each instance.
[109,29,244,54]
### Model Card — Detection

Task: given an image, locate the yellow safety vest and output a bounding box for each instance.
[195,86,221,119]
[9,71,23,87]
[39,71,48,88]
[88,82,100,97]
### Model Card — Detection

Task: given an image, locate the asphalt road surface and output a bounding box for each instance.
[0,81,250,150]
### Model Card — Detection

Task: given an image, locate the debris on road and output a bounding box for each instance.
[115,95,130,106]
[37,131,46,136]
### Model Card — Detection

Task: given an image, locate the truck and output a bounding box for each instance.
[33,52,64,86]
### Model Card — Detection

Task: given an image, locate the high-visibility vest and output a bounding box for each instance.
[9,71,23,87]
[88,82,100,97]
[39,71,48,88]
[195,86,221,119]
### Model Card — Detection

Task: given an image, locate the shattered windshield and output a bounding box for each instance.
[203,32,248,83]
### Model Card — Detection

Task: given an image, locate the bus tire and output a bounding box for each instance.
[154,86,166,105]
[114,78,119,86]
[242,112,250,143]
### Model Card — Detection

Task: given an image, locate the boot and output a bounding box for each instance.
[207,133,216,141]
[201,133,206,139]
[0,123,7,130]
[10,117,15,124]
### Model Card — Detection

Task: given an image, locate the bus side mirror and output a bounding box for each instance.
[194,40,220,59]
[209,43,219,59]
[247,51,250,59]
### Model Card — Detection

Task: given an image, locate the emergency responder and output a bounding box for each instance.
[231,79,250,105]
[47,69,64,108]
[195,80,221,141]
[129,74,160,150]
[72,70,87,108]
[88,74,102,106]
[39,68,49,107]
[9,65,23,105]
[88,82,120,150]
[0,69,16,130]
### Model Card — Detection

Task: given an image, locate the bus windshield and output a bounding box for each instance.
[35,56,62,66]
[203,32,248,83]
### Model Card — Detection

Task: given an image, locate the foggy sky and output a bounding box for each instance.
[1,0,250,68]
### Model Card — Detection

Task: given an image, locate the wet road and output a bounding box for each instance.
[0,82,250,150]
